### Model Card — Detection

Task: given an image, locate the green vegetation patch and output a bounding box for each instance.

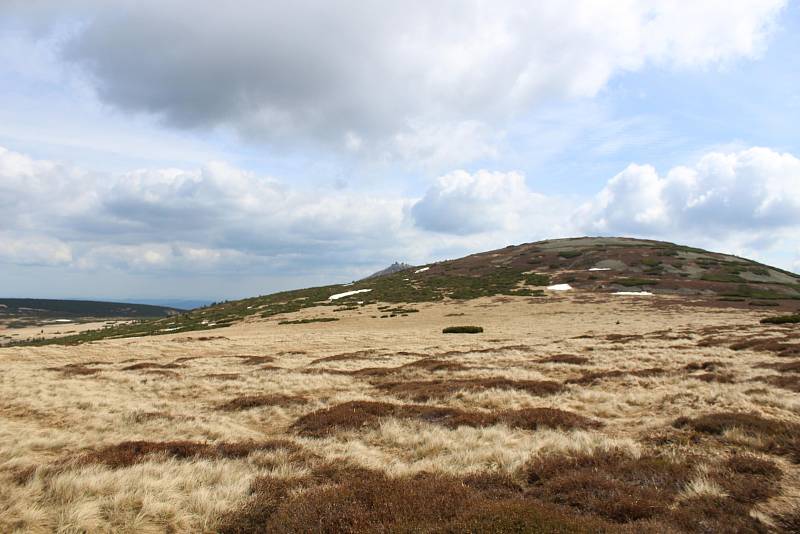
[558,250,582,259]
[701,273,747,283]
[761,315,800,325]
[613,278,659,287]
[722,285,800,300]
[442,326,484,334]
[524,273,551,286]
[278,318,339,325]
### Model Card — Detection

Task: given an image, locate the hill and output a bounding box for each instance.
[362,262,414,280]
[2,237,800,531]
[0,298,180,327]
[18,236,800,345]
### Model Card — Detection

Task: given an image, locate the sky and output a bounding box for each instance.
[1,0,799,302]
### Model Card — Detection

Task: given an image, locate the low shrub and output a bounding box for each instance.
[761,314,800,325]
[278,317,339,325]
[442,325,483,334]
[558,250,582,258]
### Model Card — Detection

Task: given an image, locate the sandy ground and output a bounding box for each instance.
[1,293,799,532]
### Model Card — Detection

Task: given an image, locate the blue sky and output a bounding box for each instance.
[1,1,799,301]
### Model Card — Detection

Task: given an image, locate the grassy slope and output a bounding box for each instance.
[17,236,800,346]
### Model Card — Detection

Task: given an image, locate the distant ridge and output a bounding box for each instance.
[0,298,180,319]
[362,262,413,280]
[17,237,800,345]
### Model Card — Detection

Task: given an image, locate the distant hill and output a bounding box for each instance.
[17,237,800,345]
[0,298,180,322]
[362,262,414,280]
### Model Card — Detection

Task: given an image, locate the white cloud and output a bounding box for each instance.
[411,170,552,235]
[580,147,800,236]
[2,144,799,280]
[7,0,785,166]
[0,232,72,266]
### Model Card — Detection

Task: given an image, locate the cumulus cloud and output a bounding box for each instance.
[0,233,72,266]
[580,147,800,237]
[3,144,799,279]
[7,0,785,165]
[411,170,555,235]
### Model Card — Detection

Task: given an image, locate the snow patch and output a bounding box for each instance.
[613,291,654,296]
[414,266,430,273]
[547,284,573,291]
[329,289,372,300]
[588,268,611,271]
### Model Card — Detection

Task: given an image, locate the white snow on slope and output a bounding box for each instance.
[588,268,611,271]
[329,289,373,300]
[414,267,430,273]
[547,284,572,291]
[613,291,654,296]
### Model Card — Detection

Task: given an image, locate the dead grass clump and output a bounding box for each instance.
[203,373,241,380]
[45,364,100,376]
[291,401,596,437]
[685,360,724,372]
[233,355,275,365]
[217,394,307,411]
[219,468,617,534]
[716,455,782,504]
[308,350,378,365]
[526,452,693,523]
[291,401,495,437]
[377,378,564,402]
[400,358,470,372]
[755,374,800,393]
[566,367,665,385]
[730,338,800,357]
[667,496,768,533]
[538,354,590,365]
[79,439,299,468]
[500,408,601,431]
[171,355,202,363]
[692,372,736,384]
[121,362,182,371]
[673,412,800,463]
[755,360,800,373]
[774,509,800,533]
[605,333,644,343]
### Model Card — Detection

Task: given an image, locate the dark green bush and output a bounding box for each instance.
[442,326,483,334]
[760,315,800,325]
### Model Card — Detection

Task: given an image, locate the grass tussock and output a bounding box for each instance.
[45,363,101,376]
[233,355,275,365]
[218,467,617,534]
[121,361,182,371]
[673,412,800,463]
[78,439,300,468]
[377,378,564,402]
[755,374,800,393]
[308,350,378,365]
[217,394,308,411]
[684,360,724,372]
[538,354,590,365]
[220,451,777,534]
[729,337,800,357]
[290,401,597,437]
[566,367,665,385]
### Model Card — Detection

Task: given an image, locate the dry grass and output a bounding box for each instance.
[2,294,799,532]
